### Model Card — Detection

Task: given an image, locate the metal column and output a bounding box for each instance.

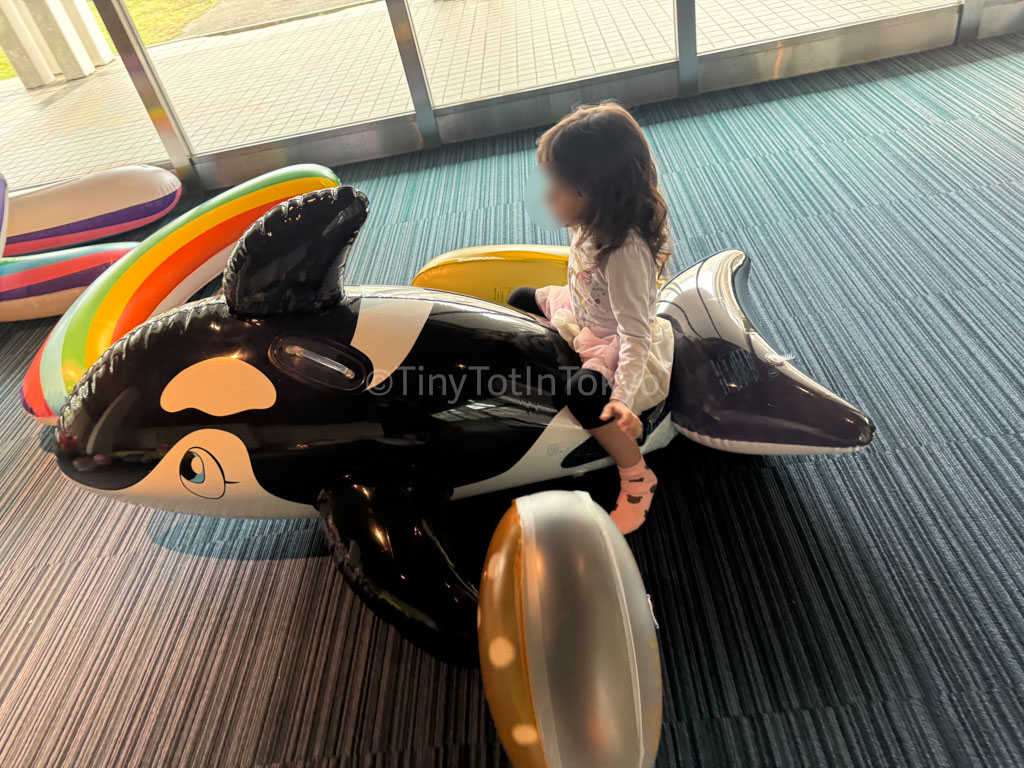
[92,0,199,190]
[957,0,986,42]
[677,0,699,96]
[384,0,441,148]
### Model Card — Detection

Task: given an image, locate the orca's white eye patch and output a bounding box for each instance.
[107,429,315,519]
[160,357,276,416]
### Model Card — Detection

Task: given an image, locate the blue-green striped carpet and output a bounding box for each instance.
[2,33,1024,767]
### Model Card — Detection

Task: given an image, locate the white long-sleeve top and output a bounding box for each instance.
[567,227,660,409]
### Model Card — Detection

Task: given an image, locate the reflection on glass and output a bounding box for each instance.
[407,0,677,107]
[118,0,369,42]
[138,1,414,153]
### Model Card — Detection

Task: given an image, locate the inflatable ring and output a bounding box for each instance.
[2,166,181,257]
[0,174,8,253]
[21,164,340,423]
[478,490,662,767]
[411,245,569,306]
[0,243,136,322]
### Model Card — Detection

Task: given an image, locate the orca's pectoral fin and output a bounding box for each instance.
[319,471,480,664]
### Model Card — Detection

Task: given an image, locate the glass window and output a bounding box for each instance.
[407,0,677,107]
[132,1,414,153]
[696,0,960,53]
[0,3,167,189]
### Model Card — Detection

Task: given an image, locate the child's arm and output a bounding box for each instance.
[604,244,656,412]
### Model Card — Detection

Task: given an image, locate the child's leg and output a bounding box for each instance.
[591,422,657,535]
[507,286,542,315]
[559,369,658,534]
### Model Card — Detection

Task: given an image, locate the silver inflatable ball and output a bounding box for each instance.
[478,490,662,768]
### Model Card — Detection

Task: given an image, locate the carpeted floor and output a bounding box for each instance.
[2,32,1023,767]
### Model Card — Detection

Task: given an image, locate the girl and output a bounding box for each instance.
[509,102,671,535]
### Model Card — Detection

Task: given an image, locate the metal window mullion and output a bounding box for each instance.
[956,0,985,43]
[92,0,199,190]
[384,0,441,147]
[677,0,698,95]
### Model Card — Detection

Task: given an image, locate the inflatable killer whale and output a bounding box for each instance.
[56,186,873,658]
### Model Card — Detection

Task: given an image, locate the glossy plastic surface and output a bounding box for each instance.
[412,245,570,307]
[54,191,873,659]
[320,467,481,662]
[4,165,181,256]
[659,250,875,453]
[413,244,875,454]
[479,491,662,767]
[21,164,340,422]
[224,186,367,316]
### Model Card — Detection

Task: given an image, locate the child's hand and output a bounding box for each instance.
[601,400,642,439]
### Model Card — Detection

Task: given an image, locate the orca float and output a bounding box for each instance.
[56,186,874,658]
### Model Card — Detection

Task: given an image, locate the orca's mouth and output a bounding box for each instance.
[56,449,156,492]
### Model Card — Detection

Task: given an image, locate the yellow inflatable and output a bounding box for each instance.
[411,244,568,306]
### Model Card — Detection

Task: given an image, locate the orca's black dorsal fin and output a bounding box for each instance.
[224,185,368,317]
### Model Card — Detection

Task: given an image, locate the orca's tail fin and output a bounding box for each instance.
[657,249,875,455]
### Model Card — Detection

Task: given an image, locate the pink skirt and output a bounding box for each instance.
[536,284,621,381]
[534,285,673,414]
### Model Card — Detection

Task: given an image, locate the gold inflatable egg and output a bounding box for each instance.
[411,245,569,307]
[478,490,662,767]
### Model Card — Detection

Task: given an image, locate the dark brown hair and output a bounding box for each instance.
[537,102,670,271]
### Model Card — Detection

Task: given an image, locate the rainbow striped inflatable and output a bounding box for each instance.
[3,166,182,257]
[0,174,8,253]
[21,164,341,422]
[0,243,136,322]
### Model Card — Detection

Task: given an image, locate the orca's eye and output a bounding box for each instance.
[178,448,226,499]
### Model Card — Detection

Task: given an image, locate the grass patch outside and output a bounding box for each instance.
[0,0,218,83]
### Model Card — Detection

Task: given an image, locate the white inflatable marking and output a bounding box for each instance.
[452,408,676,499]
[93,428,316,518]
[453,409,596,499]
[695,249,749,348]
[674,424,867,455]
[349,296,434,388]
